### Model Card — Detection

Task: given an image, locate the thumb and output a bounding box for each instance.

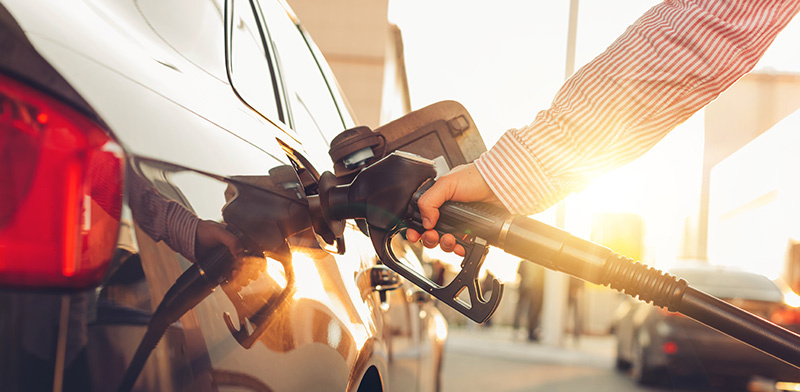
[417,179,453,230]
[214,225,242,255]
[198,220,242,256]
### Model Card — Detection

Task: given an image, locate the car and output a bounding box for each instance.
[0,0,447,391]
[612,264,800,387]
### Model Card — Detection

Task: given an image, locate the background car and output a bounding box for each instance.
[612,264,800,387]
[0,0,446,391]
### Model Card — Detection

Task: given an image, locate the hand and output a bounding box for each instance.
[405,163,500,256]
[195,220,243,260]
[196,220,265,291]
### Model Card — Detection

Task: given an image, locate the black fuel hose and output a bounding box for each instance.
[417,191,800,370]
[304,150,800,369]
[116,245,234,392]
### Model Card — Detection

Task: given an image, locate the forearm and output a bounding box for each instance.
[127,167,200,262]
[477,0,800,215]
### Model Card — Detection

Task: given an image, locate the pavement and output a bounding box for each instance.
[444,326,800,392]
[444,325,616,369]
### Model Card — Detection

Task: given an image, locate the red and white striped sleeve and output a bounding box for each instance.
[475,0,800,215]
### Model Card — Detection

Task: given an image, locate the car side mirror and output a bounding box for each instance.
[356,265,402,299]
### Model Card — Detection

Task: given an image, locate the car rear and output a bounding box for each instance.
[654,267,800,382]
[0,72,124,290]
[0,1,447,391]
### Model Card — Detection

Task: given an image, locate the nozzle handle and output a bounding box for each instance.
[410,180,509,242]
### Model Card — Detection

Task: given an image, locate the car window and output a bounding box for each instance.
[257,0,346,171]
[227,0,282,122]
[300,31,355,129]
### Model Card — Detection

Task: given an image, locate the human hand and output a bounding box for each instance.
[405,163,500,256]
[195,220,243,260]
[196,220,266,290]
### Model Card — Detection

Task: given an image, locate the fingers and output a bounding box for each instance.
[410,163,492,256]
[417,179,451,230]
[405,229,421,243]
[196,220,243,258]
[406,230,465,257]
[420,230,440,248]
[439,234,466,257]
[214,225,243,256]
[211,224,237,248]
[409,179,448,248]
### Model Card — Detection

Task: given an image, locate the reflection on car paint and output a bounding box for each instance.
[0,0,446,389]
[131,158,388,390]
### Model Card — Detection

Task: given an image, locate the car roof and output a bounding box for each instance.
[669,266,784,303]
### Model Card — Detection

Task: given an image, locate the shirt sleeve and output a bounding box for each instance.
[475,0,800,215]
[127,166,200,263]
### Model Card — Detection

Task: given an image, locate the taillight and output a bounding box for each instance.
[0,74,124,289]
[662,341,678,355]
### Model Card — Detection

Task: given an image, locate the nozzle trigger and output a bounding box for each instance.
[369,225,503,323]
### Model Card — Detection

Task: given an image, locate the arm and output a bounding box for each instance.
[127,166,239,263]
[410,0,800,254]
[478,0,800,214]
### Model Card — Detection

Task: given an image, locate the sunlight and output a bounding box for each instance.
[290,251,330,304]
[785,291,800,308]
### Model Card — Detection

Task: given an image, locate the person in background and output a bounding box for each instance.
[566,276,583,343]
[513,261,545,341]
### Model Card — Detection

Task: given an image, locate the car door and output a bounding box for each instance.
[247,2,447,391]
[220,0,393,390]
[0,0,315,390]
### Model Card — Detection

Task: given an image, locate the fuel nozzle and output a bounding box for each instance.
[310,151,800,370]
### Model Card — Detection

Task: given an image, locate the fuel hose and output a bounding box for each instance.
[116,245,234,392]
[423,192,800,370]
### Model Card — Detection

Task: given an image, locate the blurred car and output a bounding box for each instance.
[613,265,800,387]
[0,0,446,391]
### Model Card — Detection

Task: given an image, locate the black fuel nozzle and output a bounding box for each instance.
[308,152,503,323]
[310,151,800,370]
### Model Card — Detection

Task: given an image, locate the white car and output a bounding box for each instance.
[0,0,446,391]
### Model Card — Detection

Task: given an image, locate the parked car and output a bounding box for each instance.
[613,264,800,387]
[0,0,446,391]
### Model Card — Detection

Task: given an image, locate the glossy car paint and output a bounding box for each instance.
[0,0,446,391]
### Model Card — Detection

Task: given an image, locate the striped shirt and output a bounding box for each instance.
[475,0,800,215]
[128,166,200,263]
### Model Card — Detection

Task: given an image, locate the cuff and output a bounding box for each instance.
[165,202,201,263]
[475,129,563,215]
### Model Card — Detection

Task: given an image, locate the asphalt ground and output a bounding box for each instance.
[440,326,798,392]
[444,325,615,368]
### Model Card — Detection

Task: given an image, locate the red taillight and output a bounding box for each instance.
[0,74,124,289]
[662,341,678,355]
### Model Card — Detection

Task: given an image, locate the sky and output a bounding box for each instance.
[388,1,800,278]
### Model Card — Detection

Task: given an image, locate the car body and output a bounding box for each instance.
[0,0,446,391]
[613,265,800,386]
